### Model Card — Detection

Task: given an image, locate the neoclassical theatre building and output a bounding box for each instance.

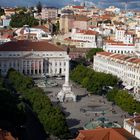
[0,40,68,76]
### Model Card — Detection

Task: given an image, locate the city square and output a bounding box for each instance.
[38,77,130,136]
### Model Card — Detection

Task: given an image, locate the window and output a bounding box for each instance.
[55,62,57,66]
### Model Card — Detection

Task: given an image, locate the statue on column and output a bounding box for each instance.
[57,55,76,102]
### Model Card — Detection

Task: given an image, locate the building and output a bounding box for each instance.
[0,40,68,77]
[115,28,135,44]
[4,8,15,17]
[59,15,75,33]
[70,29,98,48]
[0,15,11,27]
[93,52,140,99]
[41,7,58,19]
[76,128,139,140]
[73,16,90,30]
[103,40,135,54]
[124,114,140,139]
[14,25,52,41]
[0,29,13,44]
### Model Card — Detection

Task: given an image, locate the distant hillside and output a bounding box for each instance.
[0,0,139,10]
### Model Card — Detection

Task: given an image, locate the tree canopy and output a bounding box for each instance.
[107,89,140,114]
[10,12,39,27]
[86,48,104,62]
[7,68,70,138]
[70,65,118,95]
[36,1,42,13]
[0,6,4,16]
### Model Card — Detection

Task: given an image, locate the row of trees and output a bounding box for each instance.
[86,48,104,62]
[70,65,118,95]
[7,69,70,138]
[70,65,140,114]
[107,89,140,114]
[0,77,26,130]
[10,12,39,27]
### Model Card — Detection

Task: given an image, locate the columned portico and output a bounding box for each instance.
[57,55,76,102]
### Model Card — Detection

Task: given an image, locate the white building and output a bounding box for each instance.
[124,114,140,139]
[93,52,140,100]
[70,29,98,48]
[0,40,68,77]
[103,40,135,54]
[15,26,52,41]
[115,28,134,44]
[41,7,58,19]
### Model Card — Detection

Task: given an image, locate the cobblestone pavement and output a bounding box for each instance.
[38,78,130,136]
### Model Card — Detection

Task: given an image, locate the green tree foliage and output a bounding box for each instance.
[107,89,140,114]
[10,12,39,27]
[7,69,69,138]
[0,80,26,127]
[36,1,42,13]
[70,65,118,95]
[86,48,104,62]
[0,6,4,16]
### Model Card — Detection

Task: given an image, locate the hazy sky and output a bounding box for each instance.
[0,0,139,9]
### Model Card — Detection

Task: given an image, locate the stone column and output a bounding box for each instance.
[65,56,70,86]
[33,60,35,75]
[25,60,27,74]
[41,60,43,74]
[29,61,31,75]
[37,60,40,74]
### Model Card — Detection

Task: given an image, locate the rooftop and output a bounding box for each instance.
[0,40,65,52]
[96,52,140,65]
[76,128,139,140]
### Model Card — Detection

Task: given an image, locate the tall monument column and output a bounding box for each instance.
[57,55,76,102]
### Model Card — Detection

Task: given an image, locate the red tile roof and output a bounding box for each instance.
[75,128,139,140]
[105,40,134,46]
[78,30,98,35]
[0,40,65,52]
[72,6,84,9]
[97,51,112,56]
[97,52,140,64]
[32,25,49,32]
[0,129,16,140]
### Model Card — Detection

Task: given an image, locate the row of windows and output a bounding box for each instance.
[73,36,95,40]
[107,50,134,54]
[0,53,63,57]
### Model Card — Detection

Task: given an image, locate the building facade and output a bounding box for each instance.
[103,41,135,54]
[0,40,68,77]
[124,114,140,139]
[41,7,58,19]
[93,52,140,100]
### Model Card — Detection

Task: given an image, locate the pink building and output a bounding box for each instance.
[73,16,90,30]
[41,7,58,19]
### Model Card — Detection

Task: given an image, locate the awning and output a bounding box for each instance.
[125,85,134,90]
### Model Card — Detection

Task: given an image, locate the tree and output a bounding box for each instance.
[86,48,103,62]
[0,6,4,16]
[70,65,118,95]
[36,1,42,13]
[7,69,70,138]
[10,12,39,27]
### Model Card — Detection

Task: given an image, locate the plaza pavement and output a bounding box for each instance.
[39,78,130,136]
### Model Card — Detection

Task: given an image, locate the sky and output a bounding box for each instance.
[0,0,139,9]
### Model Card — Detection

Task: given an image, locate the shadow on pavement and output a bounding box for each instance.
[76,94,88,101]
[66,118,80,128]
